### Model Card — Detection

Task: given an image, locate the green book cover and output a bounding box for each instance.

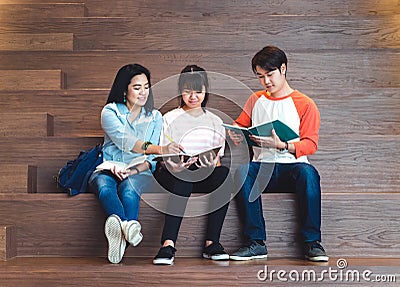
[222,120,299,146]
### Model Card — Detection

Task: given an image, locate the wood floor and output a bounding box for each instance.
[0,257,399,287]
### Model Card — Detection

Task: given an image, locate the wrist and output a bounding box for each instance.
[141,141,152,152]
[278,141,288,152]
[131,166,140,174]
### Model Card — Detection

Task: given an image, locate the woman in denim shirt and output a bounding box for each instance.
[89,64,181,264]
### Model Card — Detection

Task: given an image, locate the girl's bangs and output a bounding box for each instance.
[179,73,205,92]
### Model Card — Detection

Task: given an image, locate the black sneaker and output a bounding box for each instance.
[304,241,329,262]
[230,240,268,261]
[202,242,229,260]
[153,246,176,265]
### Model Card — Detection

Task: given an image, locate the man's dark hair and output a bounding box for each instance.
[252,46,288,76]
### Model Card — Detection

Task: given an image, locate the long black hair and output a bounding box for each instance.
[106,64,155,115]
[178,65,209,108]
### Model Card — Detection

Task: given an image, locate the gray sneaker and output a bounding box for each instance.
[105,214,126,264]
[230,240,268,261]
[122,220,143,247]
[304,241,329,262]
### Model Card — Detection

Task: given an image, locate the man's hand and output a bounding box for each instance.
[249,129,285,149]
[227,130,244,145]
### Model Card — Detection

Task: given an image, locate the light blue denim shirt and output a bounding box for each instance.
[101,102,162,173]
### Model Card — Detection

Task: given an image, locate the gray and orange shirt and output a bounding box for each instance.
[235,90,320,164]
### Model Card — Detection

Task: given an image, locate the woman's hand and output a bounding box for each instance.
[161,142,184,154]
[227,130,244,145]
[165,155,198,173]
[195,152,218,169]
[249,129,285,149]
[110,165,130,181]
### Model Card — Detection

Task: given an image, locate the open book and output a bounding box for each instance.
[95,155,147,171]
[222,120,299,146]
[152,145,223,163]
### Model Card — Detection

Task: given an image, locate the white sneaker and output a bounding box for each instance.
[122,220,143,247]
[105,214,126,264]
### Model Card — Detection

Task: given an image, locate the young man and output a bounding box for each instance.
[228,46,328,262]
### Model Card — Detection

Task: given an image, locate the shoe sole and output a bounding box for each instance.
[125,221,143,246]
[229,254,268,261]
[305,255,329,262]
[153,257,174,265]
[105,215,126,264]
[202,253,230,260]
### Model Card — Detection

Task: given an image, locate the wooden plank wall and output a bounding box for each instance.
[0,0,399,258]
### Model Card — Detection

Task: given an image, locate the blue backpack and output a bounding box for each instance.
[57,144,103,196]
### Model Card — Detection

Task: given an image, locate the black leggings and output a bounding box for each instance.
[155,165,232,245]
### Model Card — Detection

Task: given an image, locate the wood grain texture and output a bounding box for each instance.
[0,51,399,90]
[0,193,398,258]
[0,16,399,50]
[0,164,37,193]
[0,113,54,137]
[0,135,397,194]
[0,258,398,287]
[0,88,398,137]
[312,89,400,136]
[0,3,87,18]
[0,225,16,261]
[0,70,64,90]
[313,136,400,192]
[0,131,398,194]
[0,0,397,16]
[0,33,73,51]
[226,136,400,194]
[0,90,106,137]
[83,0,400,17]
[0,0,398,273]
[0,137,103,165]
[0,88,397,194]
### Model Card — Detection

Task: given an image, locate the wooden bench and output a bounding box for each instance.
[0,90,105,137]
[0,164,37,194]
[0,113,54,137]
[0,225,16,261]
[0,193,399,259]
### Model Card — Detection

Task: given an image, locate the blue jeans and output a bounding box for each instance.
[234,162,322,243]
[88,170,155,221]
